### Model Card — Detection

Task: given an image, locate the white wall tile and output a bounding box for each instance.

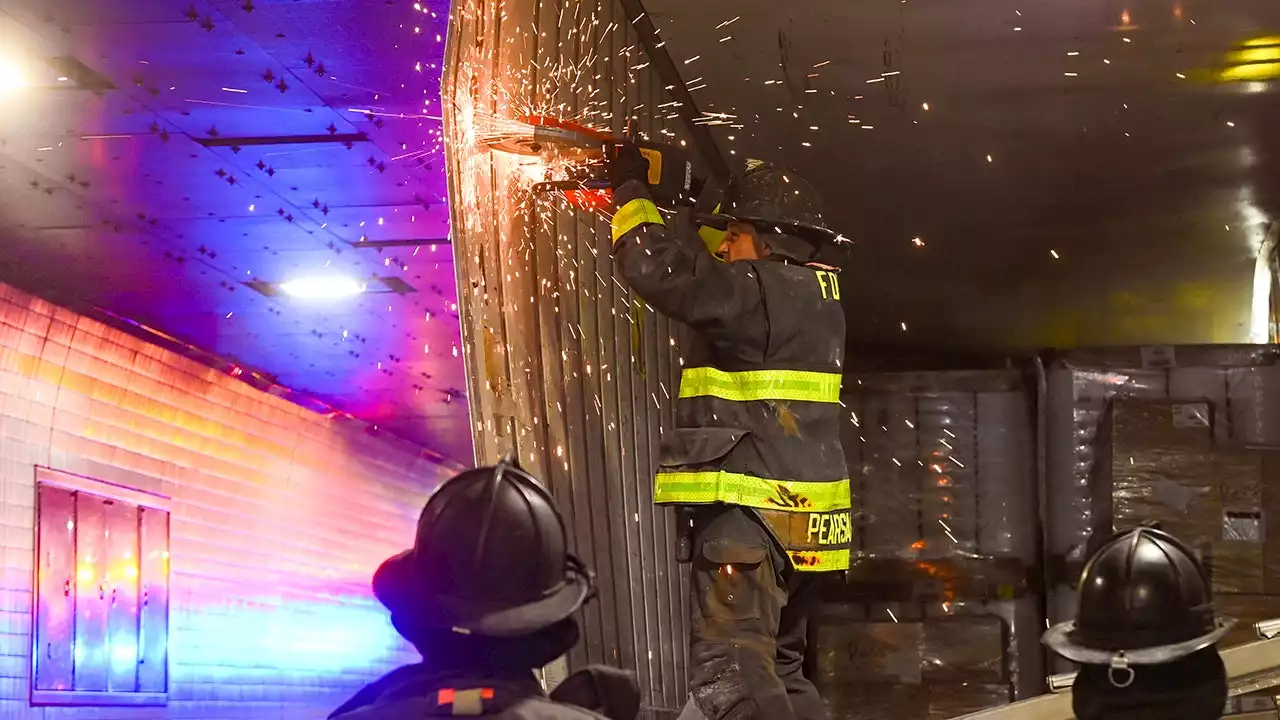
[0,284,462,719]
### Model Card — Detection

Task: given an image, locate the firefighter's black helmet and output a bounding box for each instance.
[703,161,847,251]
[372,454,594,638]
[1043,527,1233,674]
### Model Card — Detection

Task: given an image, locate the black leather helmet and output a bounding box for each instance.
[372,454,594,638]
[703,161,848,252]
[1043,526,1233,685]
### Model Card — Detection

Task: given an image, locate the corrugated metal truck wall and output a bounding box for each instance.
[442,0,693,713]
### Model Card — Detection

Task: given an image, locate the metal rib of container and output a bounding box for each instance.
[442,0,698,712]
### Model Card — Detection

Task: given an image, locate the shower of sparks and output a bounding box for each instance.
[438,0,717,470]
[433,0,1225,507]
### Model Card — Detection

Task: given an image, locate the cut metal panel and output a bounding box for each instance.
[529,0,599,673]
[136,506,169,694]
[73,491,109,692]
[103,498,139,692]
[654,68,691,708]
[586,0,639,682]
[618,15,660,700]
[443,0,689,709]
[33,484,77,692]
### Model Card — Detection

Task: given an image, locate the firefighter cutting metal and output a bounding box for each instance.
[483,115,851,719]
[483,110,854,718]
[605,140,850,720]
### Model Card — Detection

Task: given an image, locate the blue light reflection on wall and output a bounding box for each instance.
[169,598,410,675]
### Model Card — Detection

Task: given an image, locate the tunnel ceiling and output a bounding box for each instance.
[4,0,1280,462]
[644,0,1280,350]
[0,0,471,462]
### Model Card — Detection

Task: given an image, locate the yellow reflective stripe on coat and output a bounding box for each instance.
[611,198,664,241]
[679,367,841,404]
[654,471,850,513]
[788,548,850,572]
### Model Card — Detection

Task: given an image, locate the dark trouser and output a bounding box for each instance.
[678,505,829,720]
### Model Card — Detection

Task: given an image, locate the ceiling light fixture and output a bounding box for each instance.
[279,276,366,299]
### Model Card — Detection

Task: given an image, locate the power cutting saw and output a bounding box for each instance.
[479,115,697,211]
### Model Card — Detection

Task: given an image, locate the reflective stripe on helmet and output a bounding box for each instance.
[654,471,850,512]
[678,367,842,404]
[611,198,664,241]
[788,548,850,572]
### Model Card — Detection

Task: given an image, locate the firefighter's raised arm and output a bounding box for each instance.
[606,140,762,332]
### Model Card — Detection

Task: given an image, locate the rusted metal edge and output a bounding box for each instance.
[615,0,731,184]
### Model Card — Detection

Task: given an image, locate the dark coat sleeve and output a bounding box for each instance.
[610,179,765,339]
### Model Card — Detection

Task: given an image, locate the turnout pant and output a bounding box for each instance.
[677,505,830,720]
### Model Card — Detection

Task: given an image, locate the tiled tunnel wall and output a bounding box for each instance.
[0,283,460,719]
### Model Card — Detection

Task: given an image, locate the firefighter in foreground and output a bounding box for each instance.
[607,142,850,720]
[1043,525,1233,720]
[329,455,640,720]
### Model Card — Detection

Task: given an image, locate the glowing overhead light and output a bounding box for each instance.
[279,276,366,299]
[0,59,28,93]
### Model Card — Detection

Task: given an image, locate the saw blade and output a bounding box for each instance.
[481,115,613,159]
[481,133,545,156]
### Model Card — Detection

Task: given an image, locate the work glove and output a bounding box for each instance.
[608,139,650,191]
[550,665,641,720]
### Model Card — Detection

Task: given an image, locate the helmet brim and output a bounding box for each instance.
[700,212,849,247]
[1041,617,1235,666]
[373,550,594,638]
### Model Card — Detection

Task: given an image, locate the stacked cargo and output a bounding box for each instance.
[820,372,1041,719]
[1043,346,1280,672]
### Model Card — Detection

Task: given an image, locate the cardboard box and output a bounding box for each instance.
[1110,400,1269,595]
[920,616,1006,683]
[1215,594,1280,649]
[814,620,924,685]
[813,613,1010,719]
[821,682,1010,720]
[1112,400,1214,455]
[813,616,1005,687]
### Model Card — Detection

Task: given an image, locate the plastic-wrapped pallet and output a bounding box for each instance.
[1042,346,1280,649]
[812,597,1040,719]
[829,370,1042,714]
[842,371,1036,570]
